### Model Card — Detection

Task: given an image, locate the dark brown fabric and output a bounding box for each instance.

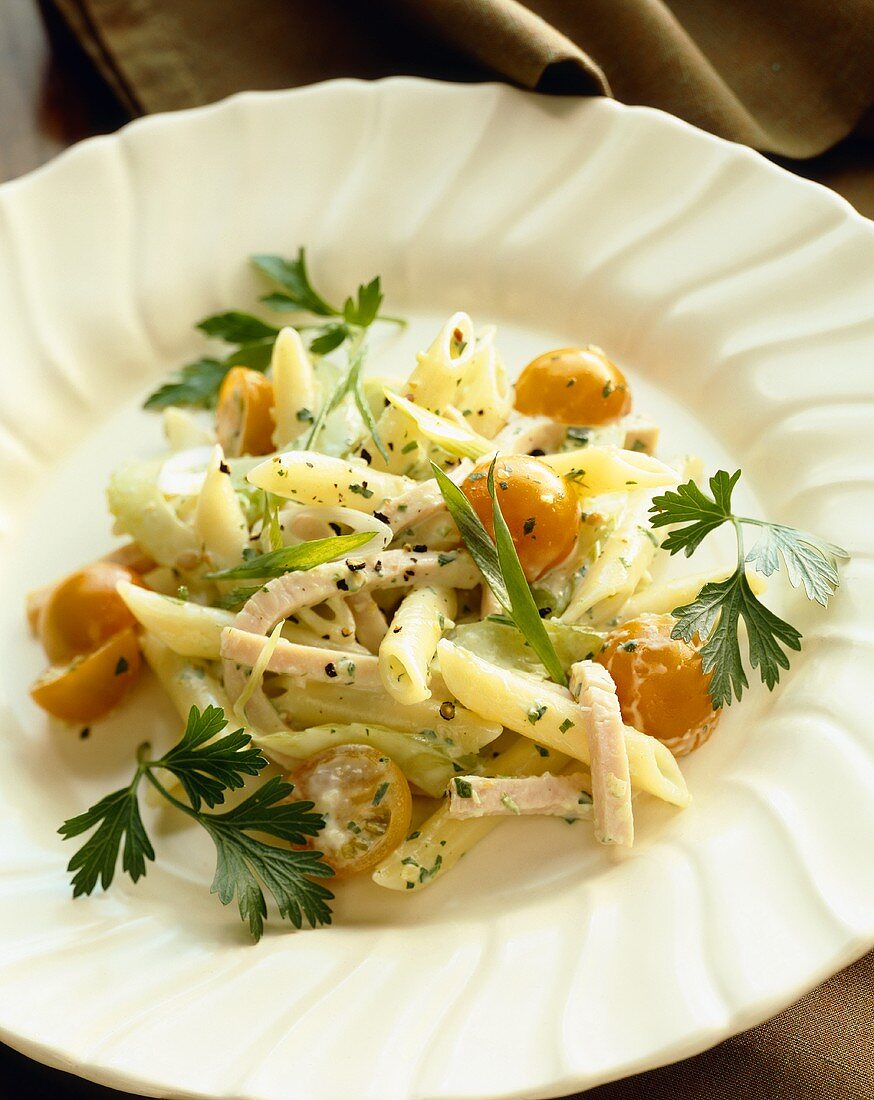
[47,0,874,218]
[10,1,874,1096]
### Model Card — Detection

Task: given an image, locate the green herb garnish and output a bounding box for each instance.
[205,531,374,581]
[431,459,567,686]
[144,249,404,411]
[650,470,848,708]
[58,706,333,940]
[304,343,389,463]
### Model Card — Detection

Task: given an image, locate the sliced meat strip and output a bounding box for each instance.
[568,660,634,847]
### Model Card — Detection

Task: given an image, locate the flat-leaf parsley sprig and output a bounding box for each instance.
[144,248,404,410]
[432,458,568,687]
[649,470,849,709]
[59,705,334,940]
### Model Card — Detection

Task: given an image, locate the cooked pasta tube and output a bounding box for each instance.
[365,312,476,473]
[247,452,412,510]
[621,567,766,619]
[254,725,464,798]
[349,591,388,651]
[561,490,660,625]
[436,640,689,807]
[541,446,679,495]
[163,407,215,450]
[118,581,233,659]
[194,446,249,571]
[141,632,233,716]
[270,327,317,448]
[272,678,501,755]
[455,334,512,439]
[379,586,456,704]
[373,737,565,892]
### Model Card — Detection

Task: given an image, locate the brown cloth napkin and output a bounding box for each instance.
[48,0,874,217]
[22,2,874,1098]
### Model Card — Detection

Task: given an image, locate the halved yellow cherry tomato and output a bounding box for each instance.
[288,745,412,879]
[461,455,580,580]
[30,626,142,723]
[515,346,632,425]
[215,366,275,457]
[38,562,144,665]
[596,612,719,756]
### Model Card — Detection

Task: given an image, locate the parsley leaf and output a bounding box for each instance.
[59,781,154,896]
[199,776,333,937]
[309,323,350,356]
[343,276,383,328]
[143,358,228,411]
[58,707,333,940]
[649,470,740,556]
[144,248,404,409]
[197,312,279,344]
[205,530,375,580]
[251,249,337,317]
[157,705,265,811]
[650,469,848,708]
[743,522,847,607]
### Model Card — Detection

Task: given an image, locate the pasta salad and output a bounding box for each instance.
[28,252,848,939]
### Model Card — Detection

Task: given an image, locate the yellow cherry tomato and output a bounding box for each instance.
[38,562,144,665]
[596,613,718,756]
[30,627,142,723]
[461,455,581,580]
[515,346,632,425]
[215,366,275,457]
[288,745,412,879]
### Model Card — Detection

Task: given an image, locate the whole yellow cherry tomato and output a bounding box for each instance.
[597,613,719,756]
[461,455,580,580]
[288,745,412,879]
[515,346,631,425]
[38,562,144,666]
[215,366,275,456]
[30,627,142,723]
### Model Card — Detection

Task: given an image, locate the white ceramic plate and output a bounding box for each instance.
[0,79,872,1100]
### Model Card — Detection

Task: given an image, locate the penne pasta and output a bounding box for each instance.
[118,581,233,659]
[270,327,317,449]
[247,451,412,510]
[436,640,689,807]
[541,445,679,496]
[379,586,456,705]
[621,567,766,619]
[272,677,502,755]
[194,445,249,571]
[455,332,512,439]
[561,490,660,625]
[365,312,476,474]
